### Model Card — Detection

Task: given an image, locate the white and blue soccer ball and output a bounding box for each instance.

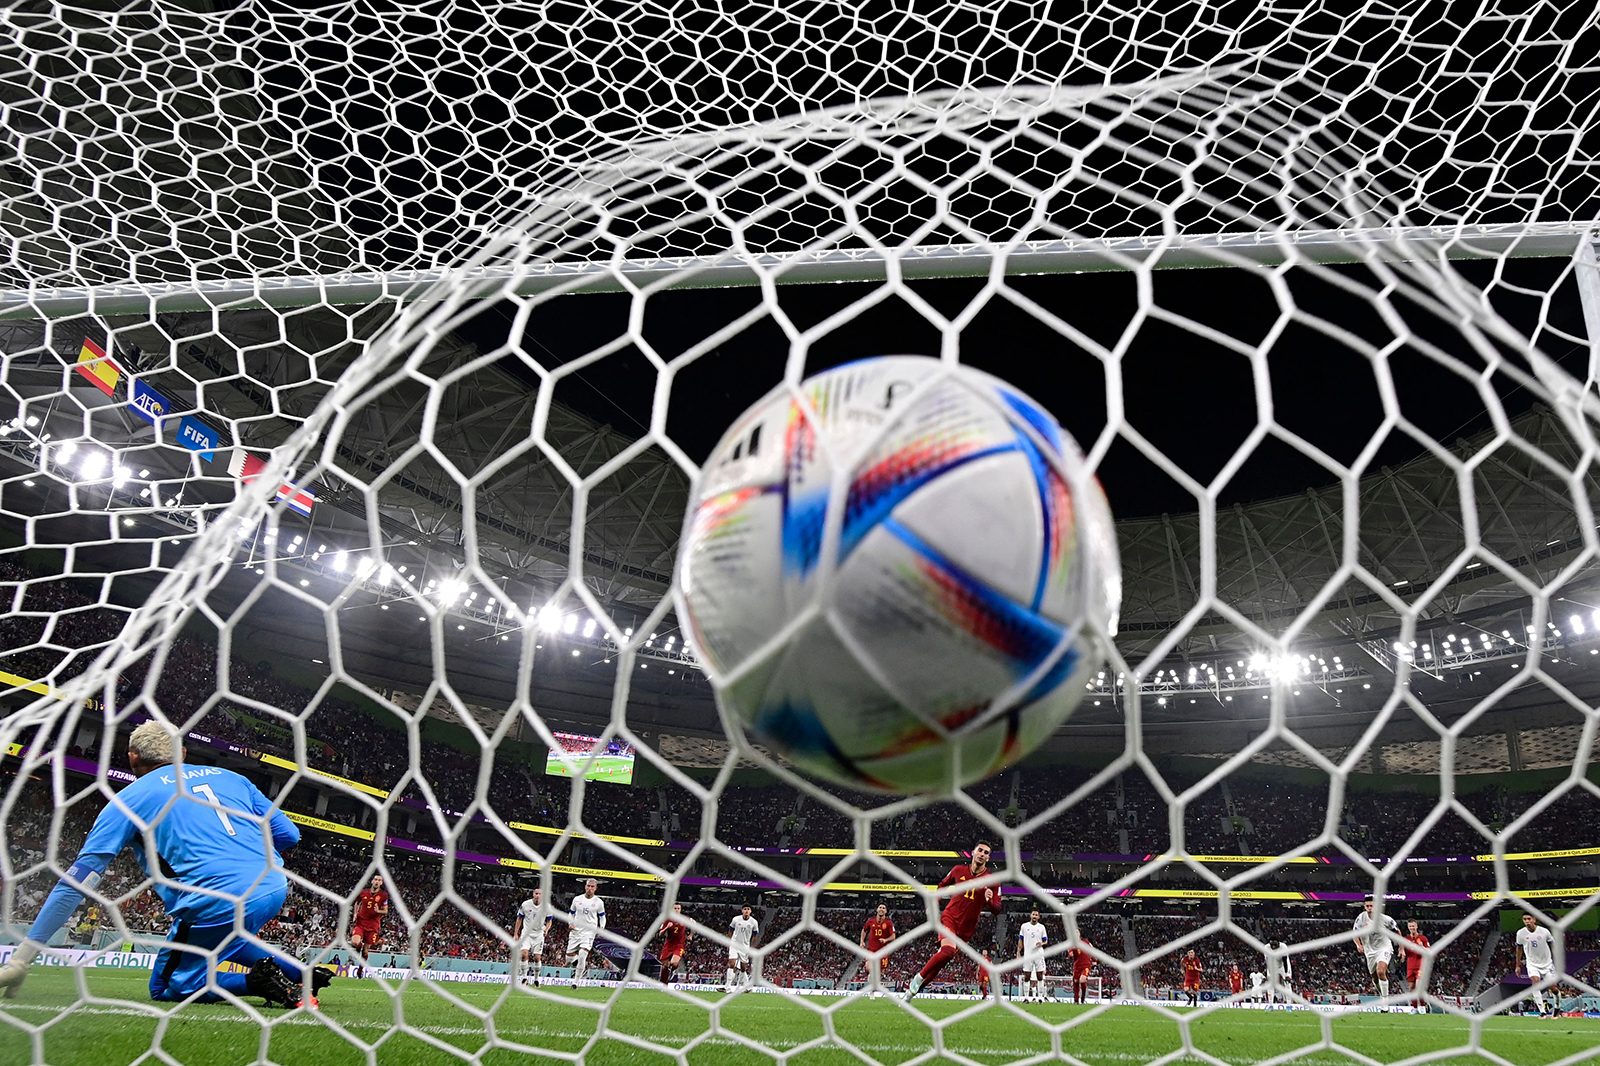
[675,356,1120,793]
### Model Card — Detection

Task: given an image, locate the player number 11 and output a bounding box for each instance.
[192,783,236,836]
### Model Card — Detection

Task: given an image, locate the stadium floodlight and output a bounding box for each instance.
[563,614,578,634]
[78,453,105,480]
[333,551,348,571]
[582,619,596,637]
[1572,616,1586,634]
[538,604,562,632]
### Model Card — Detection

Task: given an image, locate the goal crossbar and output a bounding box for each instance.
[2,223,1590,320]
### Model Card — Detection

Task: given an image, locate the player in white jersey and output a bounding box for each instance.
[1249,970,1267,1001]
[726,904,760,992]
[1269,940,1292,1002]
[512,888,553,986]
[1015,910,1049,1003]
[1514,913,1557,1017]
[567,879,607,987]
[1351,898,1400,1006]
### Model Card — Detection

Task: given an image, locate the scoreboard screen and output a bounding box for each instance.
[545,731,635,784]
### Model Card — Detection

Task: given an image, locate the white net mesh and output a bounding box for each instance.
[1,4,1600,1065]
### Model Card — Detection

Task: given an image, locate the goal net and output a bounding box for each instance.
[1,4,1599,1065]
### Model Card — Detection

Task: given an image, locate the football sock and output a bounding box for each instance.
[918,945,959,985]
[1532,989,1546,1013]
[1378,979,1389,998]
[725,967,735,988]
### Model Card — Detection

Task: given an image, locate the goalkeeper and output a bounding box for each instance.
[0,722,329,1007]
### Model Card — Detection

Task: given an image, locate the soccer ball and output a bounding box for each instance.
[674,356,1120,793]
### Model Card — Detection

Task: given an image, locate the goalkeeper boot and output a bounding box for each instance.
[310,965,335,1000]
[246,958,301,1009]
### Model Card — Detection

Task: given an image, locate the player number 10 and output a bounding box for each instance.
[192,783,236,836]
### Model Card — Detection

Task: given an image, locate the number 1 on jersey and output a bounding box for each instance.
[192,783,236,836]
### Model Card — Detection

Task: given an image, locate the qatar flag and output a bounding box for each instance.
[227,450,316,517]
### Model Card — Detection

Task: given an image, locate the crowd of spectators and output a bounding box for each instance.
[8,555,1599,863]
[6,555,1600,1003]
[7,761,1596,1004]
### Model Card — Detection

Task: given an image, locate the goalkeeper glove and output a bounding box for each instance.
[0,940,43,998]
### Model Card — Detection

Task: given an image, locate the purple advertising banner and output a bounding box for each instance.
[15,732,1597,876]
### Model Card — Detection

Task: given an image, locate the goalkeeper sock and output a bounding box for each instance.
[918,945,959,985]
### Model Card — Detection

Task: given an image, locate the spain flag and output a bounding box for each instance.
[74,338,121,396]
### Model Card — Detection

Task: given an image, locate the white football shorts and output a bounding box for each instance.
[1364,947,1393,973]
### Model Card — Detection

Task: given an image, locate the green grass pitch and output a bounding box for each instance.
[546,754,635,782]
[2,970,1598,1066]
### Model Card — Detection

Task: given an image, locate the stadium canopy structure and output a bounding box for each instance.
[2,303,1595,769]
[1,0,1598,776]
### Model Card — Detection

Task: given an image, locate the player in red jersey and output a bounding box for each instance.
[903,841,1002,1001]
[350,874,389,978]
[978,947,995,1000]
[1069,938,1095,1003]
[1229,964,1244,999]
[1402,920,1430,1006]
[860,903,897,997]
[656,902,691,984]
[1182,949,1203,1007]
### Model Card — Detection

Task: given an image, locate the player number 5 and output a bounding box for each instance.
[192,783,236,836]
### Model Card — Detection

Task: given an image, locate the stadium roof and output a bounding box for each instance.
[1,0,1597,767]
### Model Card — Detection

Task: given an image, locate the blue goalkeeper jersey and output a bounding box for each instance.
[27,762,298,940]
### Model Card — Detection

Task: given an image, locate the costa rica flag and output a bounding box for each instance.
[227,450,316,517]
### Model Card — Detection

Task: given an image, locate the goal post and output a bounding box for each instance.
[0,30,1598,1066]
[2,222,1593,319]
